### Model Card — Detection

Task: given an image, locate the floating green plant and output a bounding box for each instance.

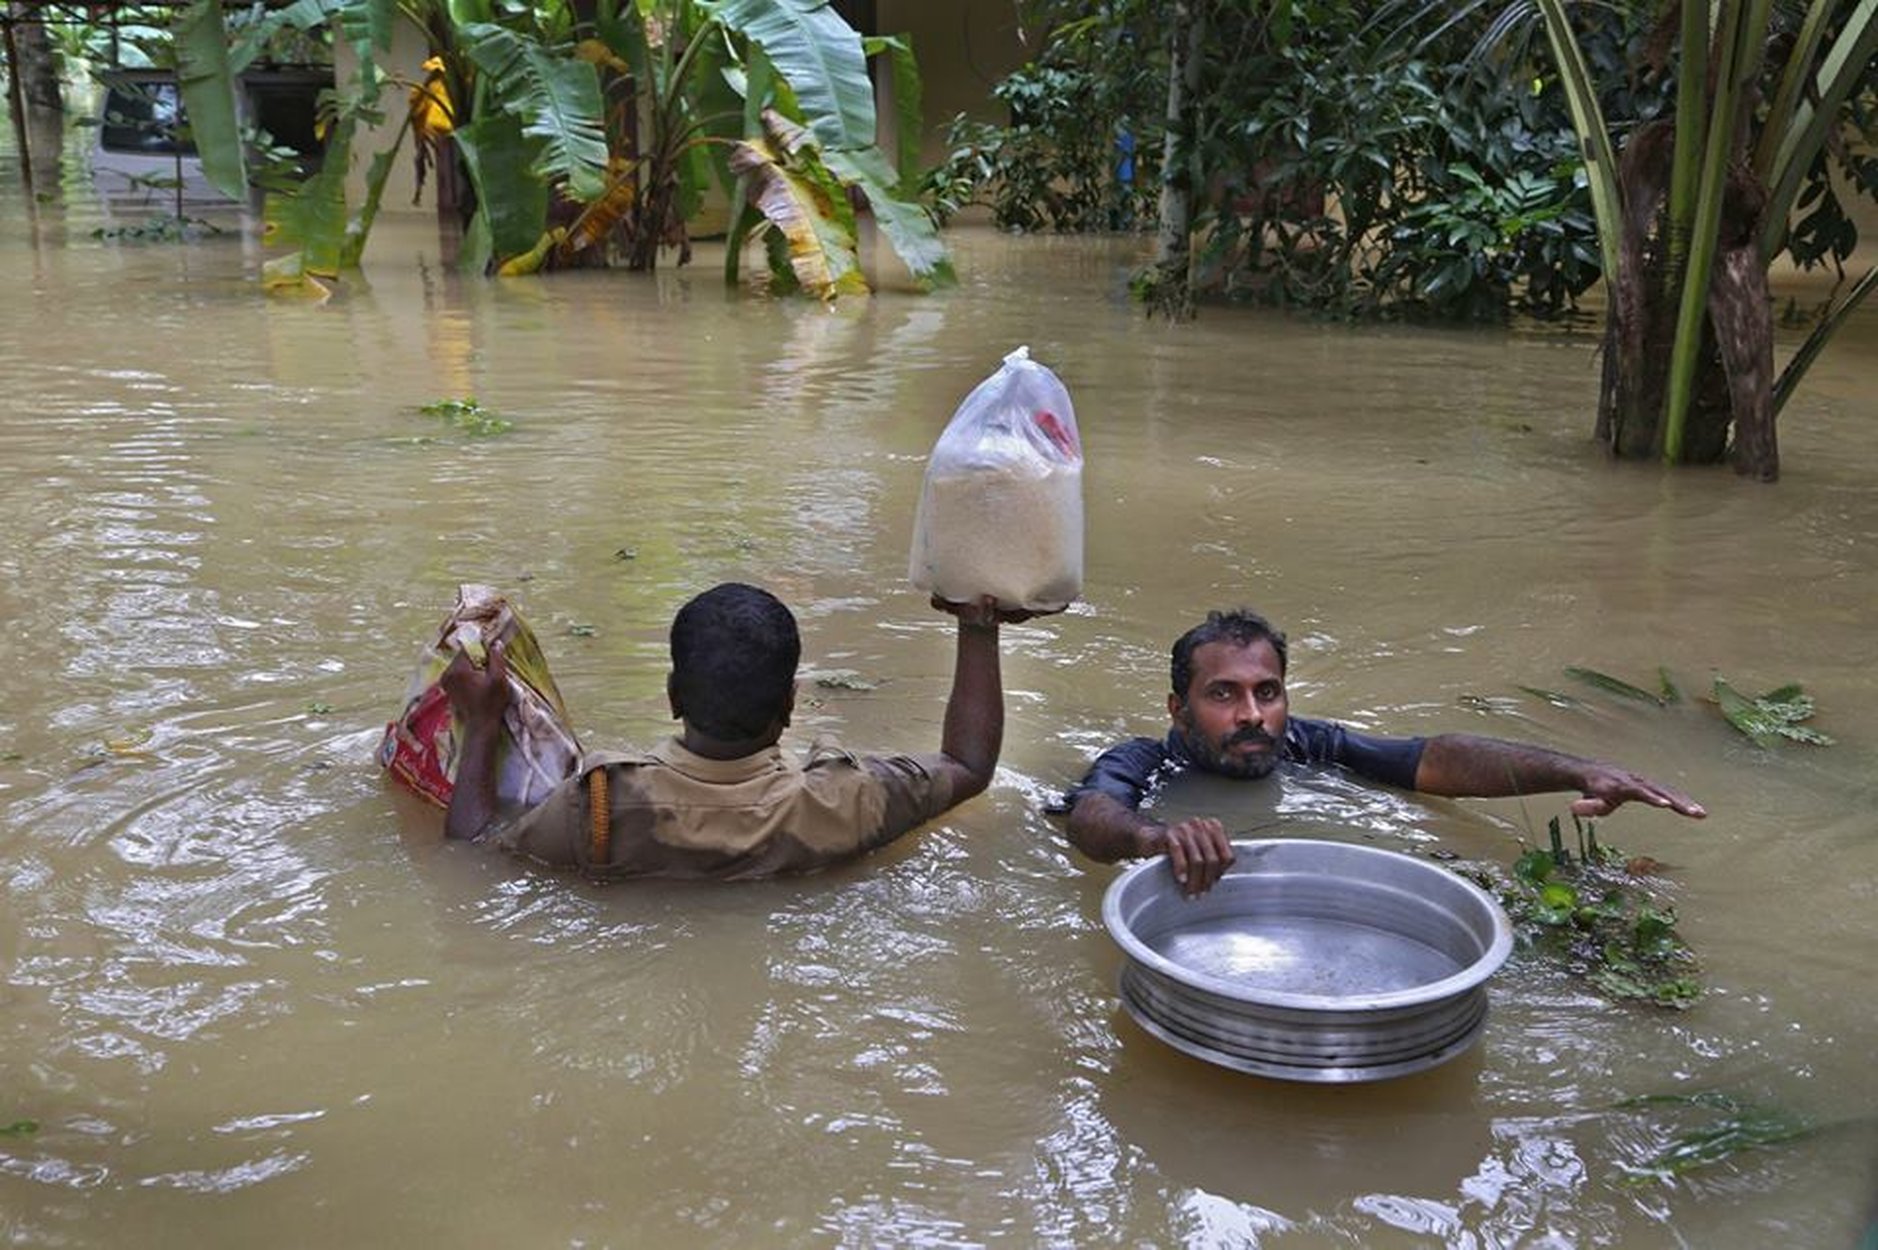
[1459,816,1702,1008]
[1534,665,1829,750]
[1711,678,1833,748]
[815,672,877,691]
[1564,666,1670,706]
[0,1119,38,1137]
[1616,1092,1817,1182]
[418,398,513,437]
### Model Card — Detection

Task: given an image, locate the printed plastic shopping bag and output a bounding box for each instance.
[909,346,1084,610]
[377,584,581,809]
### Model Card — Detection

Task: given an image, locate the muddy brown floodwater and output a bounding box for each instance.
[2,151,1876,1247]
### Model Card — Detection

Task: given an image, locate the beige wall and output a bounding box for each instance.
[334,25,433,215]
[877,0,1026,167]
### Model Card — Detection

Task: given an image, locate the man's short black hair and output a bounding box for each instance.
[670,583,801,740]
[1170,609,1288,701]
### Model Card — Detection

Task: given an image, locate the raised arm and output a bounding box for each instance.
[929,596,1065,806]
[438,641,514,841]
[1413,733,1706,819]
[932,598,1003,803]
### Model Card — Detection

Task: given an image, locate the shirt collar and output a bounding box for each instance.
[650,736,788,784]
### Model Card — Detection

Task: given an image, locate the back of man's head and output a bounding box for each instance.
[670,583,801,741]
[1170,609,1289,700]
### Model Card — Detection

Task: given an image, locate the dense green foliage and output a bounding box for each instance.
[150,0,948,297]
[934,1,1619,320]
[938,0,1876,338]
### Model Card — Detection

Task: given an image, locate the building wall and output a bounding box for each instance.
[876,0,1025,167]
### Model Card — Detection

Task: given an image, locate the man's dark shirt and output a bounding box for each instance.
[1063,717,1426,813]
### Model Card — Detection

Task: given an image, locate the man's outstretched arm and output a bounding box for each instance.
[1413,733,1706,819]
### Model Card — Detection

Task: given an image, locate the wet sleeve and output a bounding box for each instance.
[1288,718,1425,791]
[856,752,956,849]
[487,770,585,868]
[1058,737,1170,814]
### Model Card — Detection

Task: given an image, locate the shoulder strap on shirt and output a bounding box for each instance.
[588,765,611,866]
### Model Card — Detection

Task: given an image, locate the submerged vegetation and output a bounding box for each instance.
[1460,815,1702,1008]
[418,396,512,437]
[1490,663,1833,749]
[1616,1091,1820,1182]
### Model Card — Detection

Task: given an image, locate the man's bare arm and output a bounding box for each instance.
[1065,793,1233,896]
[1414,733,1706,818]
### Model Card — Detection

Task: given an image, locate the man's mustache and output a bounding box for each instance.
[1225,727,1274,748]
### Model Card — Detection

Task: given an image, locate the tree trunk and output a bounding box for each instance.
[1139,0,1203,320]
[8,6,60,115]
[1597,122,1775,477]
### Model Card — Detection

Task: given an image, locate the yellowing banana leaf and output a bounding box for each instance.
[561,158,637,258]
[261,251,334,300]
[411,58,456,139]
[574,38,630,74]
[498,227,568,275]
[729,134,866,300]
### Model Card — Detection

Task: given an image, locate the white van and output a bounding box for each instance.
[90,67,331,210]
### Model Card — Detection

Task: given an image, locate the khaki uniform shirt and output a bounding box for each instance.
[491,735,955,880]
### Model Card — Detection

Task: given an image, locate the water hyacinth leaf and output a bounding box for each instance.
[1565,666,1666,705]
[0,1120,38,1137]
[1712,677,1834,747]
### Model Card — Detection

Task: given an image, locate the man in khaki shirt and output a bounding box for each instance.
[438,583,1047,879]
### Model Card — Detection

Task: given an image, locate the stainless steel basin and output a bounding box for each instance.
[1102,839,1514,1083]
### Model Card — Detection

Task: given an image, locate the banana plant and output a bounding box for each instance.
[170,0,950,298]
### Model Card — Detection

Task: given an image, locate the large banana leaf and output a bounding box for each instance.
[454,112,552,264]
[462,22,610,202]
[862,33,922,192]
[729,127,865,299]
[263,118,354,281]
[821,142,953,288]
[705,0,875,152]
[172,0,246,199]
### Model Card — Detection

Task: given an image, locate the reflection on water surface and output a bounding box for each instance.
[2,167,1876,1247]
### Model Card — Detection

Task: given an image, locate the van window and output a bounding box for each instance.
[99,80,199,155]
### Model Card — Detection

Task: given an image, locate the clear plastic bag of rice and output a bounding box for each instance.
[909,346,1084,611]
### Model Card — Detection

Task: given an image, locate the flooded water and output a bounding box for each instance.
[3,148,1877,1247]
